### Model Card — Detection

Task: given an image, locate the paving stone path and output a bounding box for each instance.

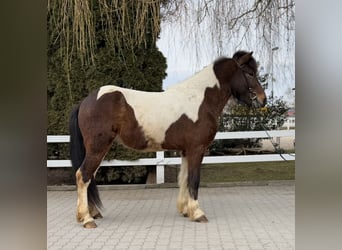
[48,184,294,250]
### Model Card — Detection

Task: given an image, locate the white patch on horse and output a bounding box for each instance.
[76,169,93,224]
[96,64,219,148]
[177,156,189,215]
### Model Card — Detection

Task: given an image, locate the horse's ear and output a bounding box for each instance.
[237,52,253,66]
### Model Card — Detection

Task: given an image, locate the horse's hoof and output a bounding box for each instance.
[195,215,209,223]
[83,221,97,228]
[93,213,103,219]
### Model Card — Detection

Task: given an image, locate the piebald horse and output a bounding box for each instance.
[69,51,266,228]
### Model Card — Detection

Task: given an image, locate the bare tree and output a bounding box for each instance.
[48,0,294,64]
[160,0,295,97]
[48,0,164,66]
[161,0,294,61]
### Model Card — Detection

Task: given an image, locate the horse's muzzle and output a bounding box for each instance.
[249,88,266,108]
[252,96,267,108]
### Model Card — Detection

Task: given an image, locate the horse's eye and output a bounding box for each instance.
[247,72,255,78]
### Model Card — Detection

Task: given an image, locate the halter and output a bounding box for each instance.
[234,59,258,102]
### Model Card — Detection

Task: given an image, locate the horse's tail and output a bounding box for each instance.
[69,105,85,172]
[69,105,103,209]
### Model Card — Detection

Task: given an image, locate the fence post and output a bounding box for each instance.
[156,151,165,184]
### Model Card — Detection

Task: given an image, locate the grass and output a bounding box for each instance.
[200,161,295,183]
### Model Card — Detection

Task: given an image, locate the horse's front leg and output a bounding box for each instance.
[186,148,208,223]
[177,156,190,217]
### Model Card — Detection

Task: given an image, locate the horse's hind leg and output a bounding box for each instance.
[76,157,106,228]
[76,168,94,227]
[76,133,114,228]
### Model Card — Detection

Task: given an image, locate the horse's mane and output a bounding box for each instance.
[166,51,257,92]
[213,56,229,66]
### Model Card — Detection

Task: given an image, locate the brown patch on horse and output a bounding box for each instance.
[161,60,236,151]
[79,90,149,155]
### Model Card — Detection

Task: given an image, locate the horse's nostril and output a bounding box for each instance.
[249,89,257,101]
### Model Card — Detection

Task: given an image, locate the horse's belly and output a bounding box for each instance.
[116,133,163,152]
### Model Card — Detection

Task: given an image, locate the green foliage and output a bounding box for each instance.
[222,96,289,131]
[95,166,147,184]
[210,96,289,153]
[47,1,167,176]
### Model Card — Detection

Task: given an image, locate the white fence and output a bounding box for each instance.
[47,130,295,184]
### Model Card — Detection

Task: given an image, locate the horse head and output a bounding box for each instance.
[231,51,267,108]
